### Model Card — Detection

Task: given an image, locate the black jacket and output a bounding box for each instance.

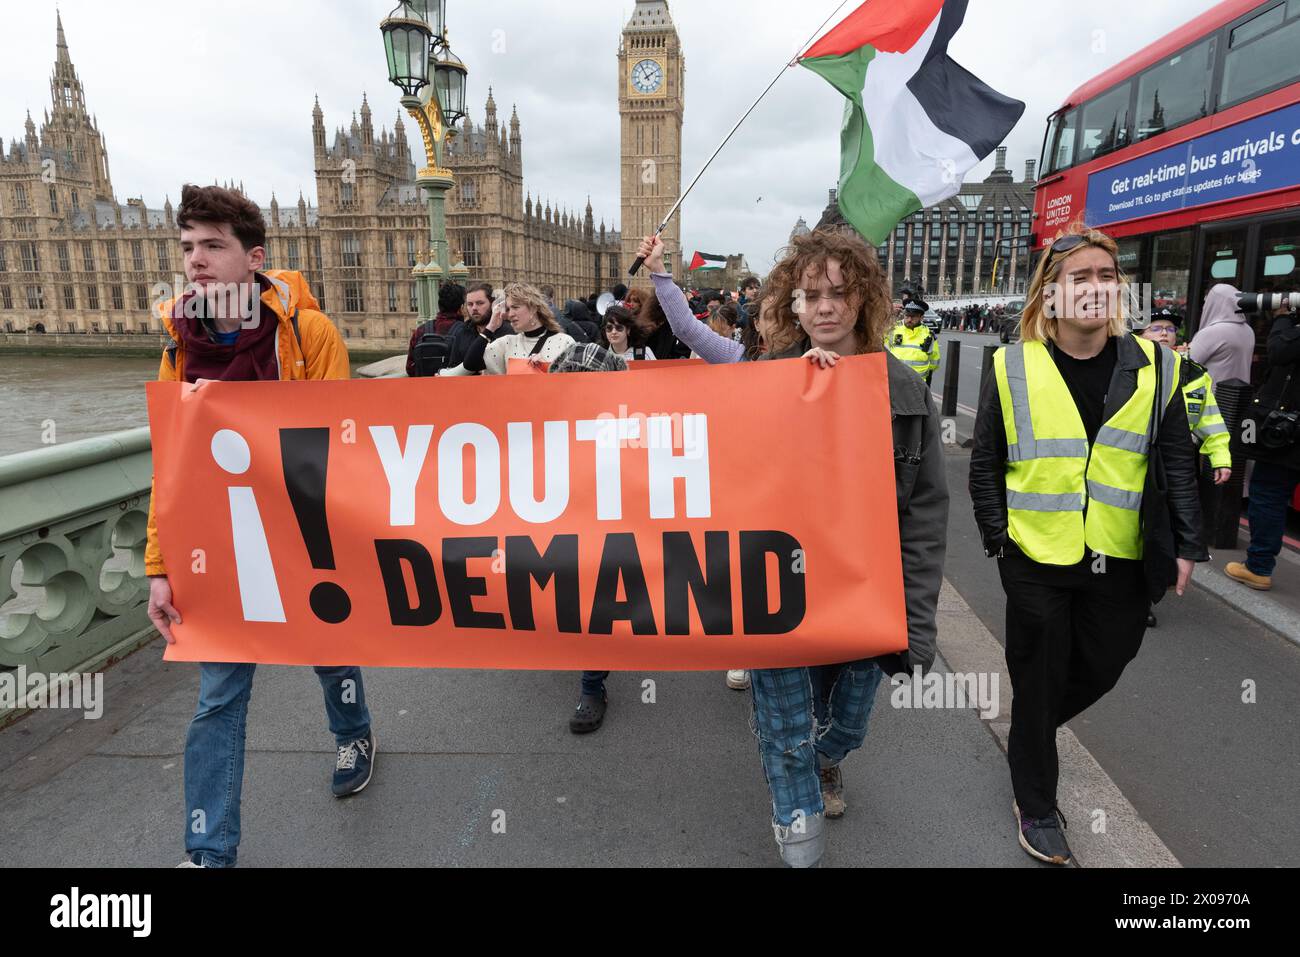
[759,341,948,676]
[969,334,1208,562]
[1242,313,1300,471]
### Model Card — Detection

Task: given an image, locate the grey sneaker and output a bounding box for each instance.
[726,670,751,690]
[1014,801,1072,865]
[773,811,825,868]
[819,764,846,818]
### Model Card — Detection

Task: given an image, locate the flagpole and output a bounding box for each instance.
[629,0,854,276]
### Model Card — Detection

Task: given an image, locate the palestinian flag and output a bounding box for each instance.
[799,0,1024,245]
[689,251,728,271]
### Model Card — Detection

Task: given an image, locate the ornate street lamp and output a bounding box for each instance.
[380,2,433,96]
[433,44,468,126]
[380,0,465,329]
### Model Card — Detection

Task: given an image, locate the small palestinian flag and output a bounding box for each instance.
[799,0,1024,245]
[689,251,728,271]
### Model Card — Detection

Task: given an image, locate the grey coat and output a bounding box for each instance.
[758,342,949,675]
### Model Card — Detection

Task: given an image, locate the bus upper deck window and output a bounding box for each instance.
[1222,4,1300,106]
[1078,84,1132,163]
[1050,109,1078,172]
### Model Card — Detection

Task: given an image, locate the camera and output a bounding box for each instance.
[1237,291,1300,314]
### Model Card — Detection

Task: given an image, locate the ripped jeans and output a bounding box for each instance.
[749,661,884,826]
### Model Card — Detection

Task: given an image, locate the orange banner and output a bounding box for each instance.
[146,356,906,670]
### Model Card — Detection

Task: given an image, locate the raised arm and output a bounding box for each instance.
[639,236,744,365]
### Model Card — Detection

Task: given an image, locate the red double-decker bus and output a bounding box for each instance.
[1032,0,1300,350]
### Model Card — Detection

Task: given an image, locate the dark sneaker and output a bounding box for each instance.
[333,730,376,797]
[569,691,607,734]
[819,764,846,818]
[1013,801,1072,865]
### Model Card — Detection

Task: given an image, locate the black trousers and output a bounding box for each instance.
[998,550,1148,819]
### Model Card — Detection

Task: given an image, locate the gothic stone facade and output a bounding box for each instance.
[0,15,620,347]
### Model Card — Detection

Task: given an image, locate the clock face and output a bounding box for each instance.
[631,58,664,95]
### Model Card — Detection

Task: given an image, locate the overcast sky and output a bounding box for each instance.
[3,0,1222,275]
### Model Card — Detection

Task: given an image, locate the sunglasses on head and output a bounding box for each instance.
[1046,233,1090,257]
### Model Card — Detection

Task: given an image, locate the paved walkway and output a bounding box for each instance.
[0,577,1180,868]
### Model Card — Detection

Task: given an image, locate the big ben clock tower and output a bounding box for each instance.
[619,0,685,280]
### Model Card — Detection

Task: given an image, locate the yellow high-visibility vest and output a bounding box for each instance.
[886,323,939,378]
[1181,364,1231,469]
[994,335,1179,564]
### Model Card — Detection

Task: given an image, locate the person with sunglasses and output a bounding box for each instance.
[970,225,1208,866]
[599,304,656,361]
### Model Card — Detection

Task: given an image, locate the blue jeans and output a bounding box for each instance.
[1246,461,1300,576]
[749,660,884,826]
[183,663,371,868]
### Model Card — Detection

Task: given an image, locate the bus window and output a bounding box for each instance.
[1247,219,1300,372]
[1135,38,1214,141]
[1221,4,1300,107]
[1151,229,1193,319]
[1078,83,1132,163]
[1048,109,1078,173]
[1116,236,1143,279]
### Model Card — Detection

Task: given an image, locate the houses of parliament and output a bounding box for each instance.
[0,6,689,347]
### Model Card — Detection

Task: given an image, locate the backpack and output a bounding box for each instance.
[412,330,453,377]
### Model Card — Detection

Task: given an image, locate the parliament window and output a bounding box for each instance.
[388,282,398,313]
[49,187,59,214]
[342,234,362,267]
[26,285,44,310]
[21,243,39,272]
[86,285,100,309]
[14,185,28,210]
[56,242,70,272]
[107,242,120,271]
[386,235,396,268]
[0,286,11,309]
[407,236,418,267]
[132,240,145,271]
[157,242,171,272]
[462,233,480,268]
[62,285,75,310]
[136,284,150,310]
[287,239,301,270]
[111,284,124,310]
[81,242,95,272]
[409,283,418,313]
[344,282,364,312]
[0,245,7,271]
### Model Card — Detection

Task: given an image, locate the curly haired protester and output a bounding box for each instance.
[144,185,375,868]
[969,224,1208,865]
[746,228,949,867]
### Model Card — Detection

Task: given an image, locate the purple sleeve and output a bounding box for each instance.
[651,272,744,365]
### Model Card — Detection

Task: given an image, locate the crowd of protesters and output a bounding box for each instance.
[144,183,1300,870]
[937,302,1007,333]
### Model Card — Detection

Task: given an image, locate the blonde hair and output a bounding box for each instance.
[1020,220,1133,343]
[503,282,563,333]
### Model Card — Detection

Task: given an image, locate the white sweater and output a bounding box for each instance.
[441,329,576,376]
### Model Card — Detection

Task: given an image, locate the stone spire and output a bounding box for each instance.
[360,93,373,147]
[485,86,497,128]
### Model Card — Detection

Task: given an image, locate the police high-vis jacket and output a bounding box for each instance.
[887,322,939,379]
[1180,358,1231,469]
[992,335,1179,565]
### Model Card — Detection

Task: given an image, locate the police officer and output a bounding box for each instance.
[969,226,1207,866]
[887,299,940,384]
[1140,309,1231,627]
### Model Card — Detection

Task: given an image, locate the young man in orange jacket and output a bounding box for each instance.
[145,185,374,868]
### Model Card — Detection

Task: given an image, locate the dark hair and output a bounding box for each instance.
[539,284,556,300]
[633,286,668,338]
[611,283,629,301]
[465,282,494,302]
[741,276,760,292]
[600,304,646,350]
[438,282,467,314]
[177,184,266,251]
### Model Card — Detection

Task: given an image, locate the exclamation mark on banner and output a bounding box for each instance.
[280,428,352,624]
[212,430,286,624]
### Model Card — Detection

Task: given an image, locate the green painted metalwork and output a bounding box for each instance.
[0,428,156,720]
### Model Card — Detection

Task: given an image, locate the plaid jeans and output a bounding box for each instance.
[749,660,884,826]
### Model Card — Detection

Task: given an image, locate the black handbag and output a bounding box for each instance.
[1141,345,1179,604]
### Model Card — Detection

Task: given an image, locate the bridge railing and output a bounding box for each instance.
[0,429,156,724]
